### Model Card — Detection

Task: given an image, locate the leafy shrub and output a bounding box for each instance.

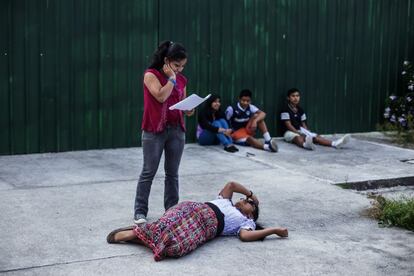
[367,195,414,231]
[380,60,414,144]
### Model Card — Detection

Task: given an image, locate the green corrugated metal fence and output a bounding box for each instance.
[1,0,413,155]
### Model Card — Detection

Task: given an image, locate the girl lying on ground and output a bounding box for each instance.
[107,181,288,261]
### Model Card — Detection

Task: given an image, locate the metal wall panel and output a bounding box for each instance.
[1,0,158,154]
[1,0,413,155]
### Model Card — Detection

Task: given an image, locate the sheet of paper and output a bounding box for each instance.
[169,94,211,111]
[300,127,317,137]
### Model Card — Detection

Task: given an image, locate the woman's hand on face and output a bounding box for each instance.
[163,63,176,79]
[184,109,194,116]
[250,194,259,205]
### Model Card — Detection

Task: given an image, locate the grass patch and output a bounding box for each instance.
[335,183,352,189]
[377,124,414,146]
[365,195,414,231]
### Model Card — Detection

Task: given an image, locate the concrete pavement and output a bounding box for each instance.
[0,134,413,275]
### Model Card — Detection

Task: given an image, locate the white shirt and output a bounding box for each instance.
[209,196,256,236]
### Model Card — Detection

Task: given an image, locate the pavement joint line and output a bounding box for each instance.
[362,140,414,152]
[245,155,336,185]
[208,146,280,169]
[0,176,15,188]
[7,168,276,191]
[12,178,137,191]
[0,253,140,274]
[206,145,337,184]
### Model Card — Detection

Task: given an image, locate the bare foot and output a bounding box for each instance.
[128,238,146,246]
[114,231,147,247]
[114,230,136,242]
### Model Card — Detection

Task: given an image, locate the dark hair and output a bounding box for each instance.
[148,41,188,70]
[202,94,221,113]
[239,89,252,99]
[287,88,300,97]
[251,204,266,241]
[252,201,259,222]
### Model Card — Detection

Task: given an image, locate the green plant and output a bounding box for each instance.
[367,195,414,231]
[380,60,414,144]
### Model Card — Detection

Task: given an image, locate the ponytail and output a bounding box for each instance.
[252,204,265,241]
[148,41,187,70]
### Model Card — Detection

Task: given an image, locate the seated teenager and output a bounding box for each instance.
[280,88,350,150]
[107,181,288,261]
[197,94,238,153]
[226,89,278,152]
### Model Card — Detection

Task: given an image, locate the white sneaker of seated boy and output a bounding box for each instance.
[332,134,351,149]
[303,135,316,150]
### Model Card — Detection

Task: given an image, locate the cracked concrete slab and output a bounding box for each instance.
[0,134,413,275]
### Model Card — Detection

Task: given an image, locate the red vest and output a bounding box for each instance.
[141,69,187,133]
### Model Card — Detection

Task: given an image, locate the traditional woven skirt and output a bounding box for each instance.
[133,201,219,261]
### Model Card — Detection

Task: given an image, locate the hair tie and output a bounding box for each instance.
[167,41,175,55]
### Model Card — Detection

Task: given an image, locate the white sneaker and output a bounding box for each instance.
[134,214,147,225]
[333,134,351,149]
[304,135,316,150]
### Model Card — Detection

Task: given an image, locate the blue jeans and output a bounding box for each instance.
[134,126,185,217]
[198,119,233,147]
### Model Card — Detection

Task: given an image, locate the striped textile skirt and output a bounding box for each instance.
[133,201,219,261]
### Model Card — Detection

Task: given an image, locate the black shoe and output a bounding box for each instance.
[224,145,238,153]
[266,138,278,152]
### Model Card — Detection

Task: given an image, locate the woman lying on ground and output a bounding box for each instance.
[107,181,288,261]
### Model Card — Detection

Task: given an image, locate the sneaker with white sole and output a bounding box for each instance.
[333,134,351,149]
[266,138,278,152]
[304,135,316,150]
[134,214,147,225]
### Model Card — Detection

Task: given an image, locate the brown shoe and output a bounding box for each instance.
[106,226,135,244]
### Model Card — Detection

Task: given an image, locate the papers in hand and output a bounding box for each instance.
[169,94,211,111]
[300,127,317,137]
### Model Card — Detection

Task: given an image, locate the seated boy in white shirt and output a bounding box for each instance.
[280,88,350,150]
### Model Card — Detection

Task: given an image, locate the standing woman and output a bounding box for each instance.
[134,41,193,224]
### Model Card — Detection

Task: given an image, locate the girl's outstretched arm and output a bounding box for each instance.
[239,227,288,242]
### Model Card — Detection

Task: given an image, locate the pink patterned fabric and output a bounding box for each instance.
[141,69,187,133]
[133,201,218,261]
